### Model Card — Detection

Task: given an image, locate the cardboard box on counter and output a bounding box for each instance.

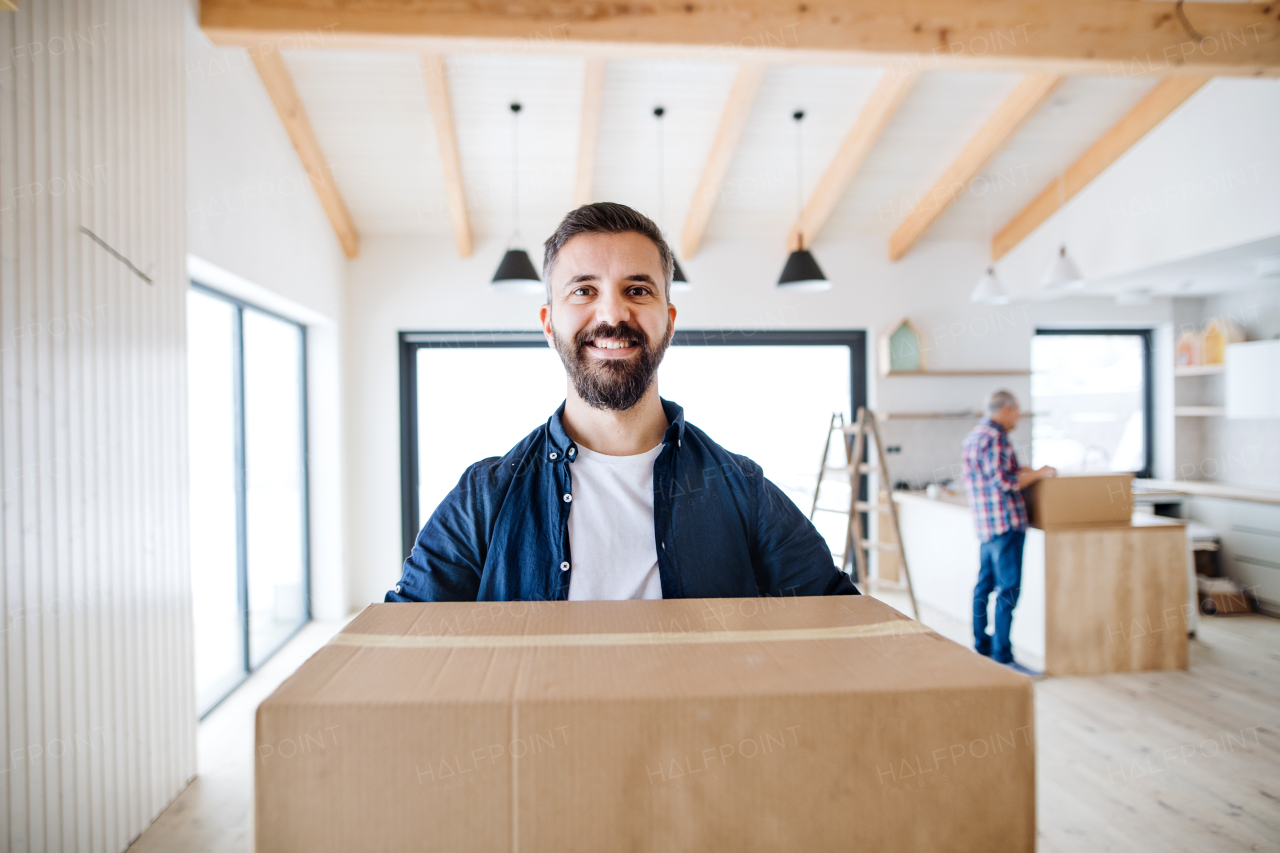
[1026,473,1134,528]
[256,597,1034,852]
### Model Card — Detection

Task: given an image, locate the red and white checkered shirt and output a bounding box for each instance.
[961,418,1027,543]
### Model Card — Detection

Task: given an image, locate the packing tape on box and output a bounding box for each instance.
[328,619,934,649]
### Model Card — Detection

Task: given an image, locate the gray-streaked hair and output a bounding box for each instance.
[986,389,1019,416]
[542,202,674,303]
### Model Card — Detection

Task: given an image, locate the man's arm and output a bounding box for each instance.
[1016,465,1056,490]
[750,464,858,597]
[385,462,497,602]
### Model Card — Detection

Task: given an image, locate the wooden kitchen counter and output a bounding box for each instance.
[894,492,1191,677]
[1039,515,1188,677]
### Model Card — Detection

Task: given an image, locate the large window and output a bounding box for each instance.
[399,331,866,562]
[1031,329,1153,478]
[188,284,310,716]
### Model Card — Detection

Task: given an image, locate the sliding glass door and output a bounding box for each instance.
[187,284,310,716]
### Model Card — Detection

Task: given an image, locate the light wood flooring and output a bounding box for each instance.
[126,605,1279,852]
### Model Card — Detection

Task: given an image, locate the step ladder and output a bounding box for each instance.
[808,407,918,619]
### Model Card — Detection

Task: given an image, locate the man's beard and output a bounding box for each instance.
[551,318,671,411]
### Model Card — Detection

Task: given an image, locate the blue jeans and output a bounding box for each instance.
[973,529,1025,663]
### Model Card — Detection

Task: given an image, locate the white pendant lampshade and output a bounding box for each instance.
[970,266,1009,305]
[1041,245,1083,289]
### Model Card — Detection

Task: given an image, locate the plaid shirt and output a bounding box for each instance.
[961,418,1027,542]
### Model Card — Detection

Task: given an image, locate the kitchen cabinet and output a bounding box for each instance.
[895,492,1190,676]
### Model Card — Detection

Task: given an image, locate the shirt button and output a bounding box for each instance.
[549,452,558,460]
[563,493,572,503]
[560,561,570,571]
[394,584,402,594]
[568,446,576,456]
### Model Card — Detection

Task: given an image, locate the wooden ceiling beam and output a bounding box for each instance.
[787,69,918,252]
[991,76,1211,260]
[572,58,606,210]
[681,63,767,260]
[251,49,360,258]
[888,73,1064,261]
[203,0,1280,78]
[421,54,472,257]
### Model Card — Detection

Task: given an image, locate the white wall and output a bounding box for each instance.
[1,2,193,850]
[185,7,348,619]
[343,232,1173,607]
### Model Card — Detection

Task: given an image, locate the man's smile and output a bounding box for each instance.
[585,337,640,358]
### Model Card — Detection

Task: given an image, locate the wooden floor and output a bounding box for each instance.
[127,607,1279,852]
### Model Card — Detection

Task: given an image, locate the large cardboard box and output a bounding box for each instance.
[1025,472,1134,528]
[256,597,1034,852]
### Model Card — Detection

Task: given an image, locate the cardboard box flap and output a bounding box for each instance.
[263,597,1026,708]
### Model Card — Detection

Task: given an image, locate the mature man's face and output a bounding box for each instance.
[539,231,677,411]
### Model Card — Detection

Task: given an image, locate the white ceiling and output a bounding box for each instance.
[281,51,1165,254]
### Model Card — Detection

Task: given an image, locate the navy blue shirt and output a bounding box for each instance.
[386,399,857,602]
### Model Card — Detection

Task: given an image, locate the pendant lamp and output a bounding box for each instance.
[1041,245,1084,289]
[653,107,691,293]
[778,110,829,291]
[1040,171,1083,290]
[491,102,543,292]
[970,266,1009,305]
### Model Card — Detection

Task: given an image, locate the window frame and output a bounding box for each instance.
[398,329,868,560]
[1032,327,1154,480]
[189,281,312,718]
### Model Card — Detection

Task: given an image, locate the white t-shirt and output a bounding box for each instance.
[566,443,665,601]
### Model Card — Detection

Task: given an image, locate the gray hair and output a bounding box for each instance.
[542,202,674,303]
[986,389,1019,416]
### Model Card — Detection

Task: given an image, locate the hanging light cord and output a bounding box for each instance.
[654,106,665,229]
[510,102,521,248]
[793,110,805,250]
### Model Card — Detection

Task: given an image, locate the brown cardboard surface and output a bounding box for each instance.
[1026,473,1134,528]
[256,597,1034,852]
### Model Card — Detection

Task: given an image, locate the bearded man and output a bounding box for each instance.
[386,202,856,602]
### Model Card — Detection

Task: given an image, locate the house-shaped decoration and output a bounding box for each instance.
[879,318,926,375]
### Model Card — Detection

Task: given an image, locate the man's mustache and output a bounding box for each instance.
[573,322,648,350]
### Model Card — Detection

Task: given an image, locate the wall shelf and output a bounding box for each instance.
[1174,406,1225,417]
[1174,364,1224,377]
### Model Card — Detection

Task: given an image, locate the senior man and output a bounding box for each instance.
[386,202,856,602]
[961,390,1055,674]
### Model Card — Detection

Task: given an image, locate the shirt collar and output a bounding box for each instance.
[982,417,1007,435]
[546,397,686,458]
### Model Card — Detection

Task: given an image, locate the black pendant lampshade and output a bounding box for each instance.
[670,256,691,285]
[777,248,829,292]
[777,109,829,291]
[655,106,691,294]
[492,101,542,293]
[491,248,542,291]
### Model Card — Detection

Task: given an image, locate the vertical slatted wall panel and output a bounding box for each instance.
[0,1,194,851]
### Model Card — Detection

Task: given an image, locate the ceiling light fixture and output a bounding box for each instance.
[970,267,1010,305]
[1041,244,1084,289]
[1041,167,1085,290]
[778,109,829,291]
[491,102,543,292]
[654,106,690,293]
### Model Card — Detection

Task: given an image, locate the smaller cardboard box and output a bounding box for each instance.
[1025,473,1133,528]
